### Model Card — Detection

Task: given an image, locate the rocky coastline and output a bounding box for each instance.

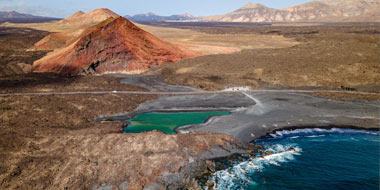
[159,126,378,190]
[100,107,379,190]
[93,79,379,189]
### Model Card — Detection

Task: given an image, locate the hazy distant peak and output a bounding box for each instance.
[66,11,85,20]
[126,12,196,22]
[73,11,85,16]
[7,11,20,17]
[180,13,193,17]
[0,11,40,19]
[241,2,267,9]
[146,12,158,16]
[0,10,59,23]
[89,8,119,16]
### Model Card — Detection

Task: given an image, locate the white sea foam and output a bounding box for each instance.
[306,135,326,138]
[270,128,379,139]
[211,144,302,190]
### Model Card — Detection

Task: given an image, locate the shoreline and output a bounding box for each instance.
[254,125,380,141]
[193,126,380,189]
[92,90,379,188]
[99,91,379,142]
[121,115,379,139]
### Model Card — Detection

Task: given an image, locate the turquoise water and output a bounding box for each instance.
[125,111,230,134]
[211,128,380,190]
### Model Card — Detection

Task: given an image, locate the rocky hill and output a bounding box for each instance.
[58,8,120,27]
[33,17,196,75]
[204,0,380,22]
[33,9,121,51]
[0,11,59,23]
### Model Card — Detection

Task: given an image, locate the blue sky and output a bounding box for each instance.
[0,0,314,18]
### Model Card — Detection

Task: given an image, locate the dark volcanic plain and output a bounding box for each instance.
[0,27,52,76]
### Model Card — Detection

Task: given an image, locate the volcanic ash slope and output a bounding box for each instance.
[33,17,196,75]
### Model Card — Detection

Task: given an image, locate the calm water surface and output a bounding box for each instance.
[125,111,230,134]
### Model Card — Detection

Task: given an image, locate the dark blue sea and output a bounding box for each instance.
[211,128,380,190]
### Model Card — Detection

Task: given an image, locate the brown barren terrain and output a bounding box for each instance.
[0,27,50,76]
[0,74,246,189]
[152,23,380,91]
[138,23,299,55]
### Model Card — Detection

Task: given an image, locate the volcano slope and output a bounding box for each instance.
[31,8,121,51]
[1,8,119,33]
[2,9,120,52]
[33,17,196,75]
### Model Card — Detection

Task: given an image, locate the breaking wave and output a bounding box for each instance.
[211,144,302,190]
[268,128,379,139]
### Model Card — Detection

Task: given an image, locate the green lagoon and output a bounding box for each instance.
[125,112,231,134]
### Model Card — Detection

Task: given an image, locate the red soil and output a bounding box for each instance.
[33,32,69,50]
[33,17,197,75]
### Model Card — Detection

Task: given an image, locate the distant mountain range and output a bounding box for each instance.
[0,11,60,23]
[127,0,380,23]
[2,0,379,24]
[125,12,196,22]
[204,0,380,22]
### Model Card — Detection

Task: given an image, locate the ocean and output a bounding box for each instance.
[211,128,380,190]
